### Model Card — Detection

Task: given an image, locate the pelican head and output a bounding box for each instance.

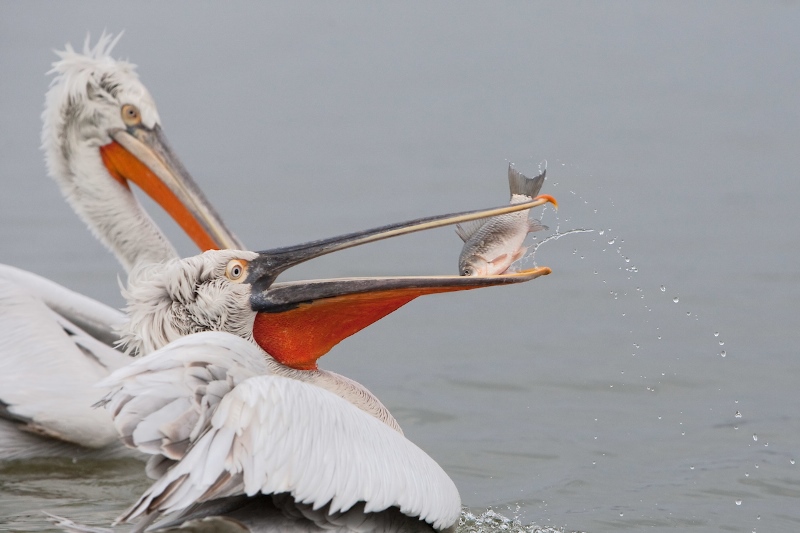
[42,34,241,271]
[121,197,555,365]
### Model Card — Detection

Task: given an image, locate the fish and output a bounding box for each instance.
[456,165,550,276]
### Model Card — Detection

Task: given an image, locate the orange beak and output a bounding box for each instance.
[100,125,243,252]
[252,268,551,369]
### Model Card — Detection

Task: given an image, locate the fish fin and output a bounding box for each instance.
[528,219,548,233]
[455,219,489,241]
[454,224,469,242]
[511,246,528,264]
[508,164,546,199]
[489,253,510,267]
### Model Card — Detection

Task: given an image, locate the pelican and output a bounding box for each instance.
[92,197,555,532]
[0,34,242,459]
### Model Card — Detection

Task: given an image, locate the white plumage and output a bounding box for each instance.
[42,33,176,270]
[0,272,128,456]
[0,34,240,459]
[100,332,461,532]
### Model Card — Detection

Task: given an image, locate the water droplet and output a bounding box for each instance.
[735,499,742,506]
[619,512,624,517]
[672,296,679,303]
[607,238,616,245]
[660,285,666,292]
[624,256,630,263]
[593,270,598,275]
[714,332,720,337]
[657,335,662,340]
[686,311,691,316]
[734,425,738,430]
[719,340,724,346]
[753,434,758,442]
[690,465,695,470]
[599,230,605,235]
[791,459,796,465]
[735,411,742,418]
[720,350,727,357]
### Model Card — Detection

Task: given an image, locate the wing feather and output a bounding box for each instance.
[111,334,461,528]
[0,276,127,453]
[105,332,460,531]
[97,332,269,470]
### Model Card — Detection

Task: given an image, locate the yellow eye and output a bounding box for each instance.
[225,259,248,282]
[121,104,141,126]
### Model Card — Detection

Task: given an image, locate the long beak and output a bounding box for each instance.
[246,194,558,292]
[99,125,244,251]
[245,198,556,370]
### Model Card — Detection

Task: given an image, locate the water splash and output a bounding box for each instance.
[527,228,595,266]
[458,508,582,533]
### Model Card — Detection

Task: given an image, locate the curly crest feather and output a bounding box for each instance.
[119,250,259,356]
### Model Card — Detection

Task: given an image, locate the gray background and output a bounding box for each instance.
[1,2,798,532]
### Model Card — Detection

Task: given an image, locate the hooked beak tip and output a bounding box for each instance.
[536,194,558,211]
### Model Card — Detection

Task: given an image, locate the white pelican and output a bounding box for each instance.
[90,198,555,532]
[0,34,242,459]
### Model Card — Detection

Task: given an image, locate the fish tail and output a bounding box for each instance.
[508,164,546,199]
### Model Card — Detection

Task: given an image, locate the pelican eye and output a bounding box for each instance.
[225,259,248,282]
[121,104,142,127]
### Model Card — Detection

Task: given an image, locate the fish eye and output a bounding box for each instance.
[121,104,141,126]
[461,267,472,276]
[225,259,248,282]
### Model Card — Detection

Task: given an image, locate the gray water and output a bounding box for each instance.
[1,2,799,532]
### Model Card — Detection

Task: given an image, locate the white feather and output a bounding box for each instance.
[0,276,129,455]
[42,33,177,271]
[102,332,461,531]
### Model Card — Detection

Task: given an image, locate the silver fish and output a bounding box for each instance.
[456,165,552,276]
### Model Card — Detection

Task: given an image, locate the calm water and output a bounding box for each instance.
[1,2,799,532]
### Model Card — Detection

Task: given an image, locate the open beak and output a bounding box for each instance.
[99,124,243,251]
[245,196,557,369]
